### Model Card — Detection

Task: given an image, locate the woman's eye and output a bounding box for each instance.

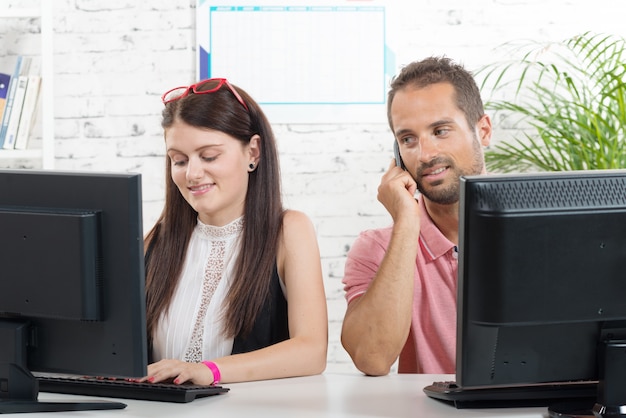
[202,155,217,162]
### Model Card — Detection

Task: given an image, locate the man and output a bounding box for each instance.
[341,56,492,375]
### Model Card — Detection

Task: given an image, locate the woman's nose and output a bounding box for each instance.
[186,157,203,180]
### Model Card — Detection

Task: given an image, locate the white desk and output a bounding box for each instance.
[26,373,552,417]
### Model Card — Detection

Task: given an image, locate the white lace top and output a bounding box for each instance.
[152,217,244,362]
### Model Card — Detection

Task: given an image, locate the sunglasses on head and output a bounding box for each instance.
[161,78,249,111]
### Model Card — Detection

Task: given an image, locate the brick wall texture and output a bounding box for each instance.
[2,0,625,373]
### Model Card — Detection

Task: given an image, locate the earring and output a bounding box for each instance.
[249,162,255,170]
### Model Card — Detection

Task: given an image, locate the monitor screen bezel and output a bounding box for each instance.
[0,169,148,379]
[456,169,626,390]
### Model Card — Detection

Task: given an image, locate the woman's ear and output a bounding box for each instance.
[248,134,261,171]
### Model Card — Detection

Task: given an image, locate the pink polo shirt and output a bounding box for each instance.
[343,197,457,374]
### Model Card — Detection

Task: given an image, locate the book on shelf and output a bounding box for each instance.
[0,73,11,149]
[2,75,29,150]
[13,74,41,150]
[2,56,33,150]
[0,72,10,135]
[0,56,24,149]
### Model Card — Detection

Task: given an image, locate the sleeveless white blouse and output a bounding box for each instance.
[152,217,243,362]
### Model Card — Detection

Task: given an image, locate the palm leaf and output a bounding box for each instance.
[476,32,626,172]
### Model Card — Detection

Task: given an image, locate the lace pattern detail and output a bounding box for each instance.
[183,217,243,362]
[196,217,244,239]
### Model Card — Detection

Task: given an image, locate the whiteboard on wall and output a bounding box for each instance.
[196,1,394,123]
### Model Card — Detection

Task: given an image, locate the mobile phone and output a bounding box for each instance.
[393,141,406,170]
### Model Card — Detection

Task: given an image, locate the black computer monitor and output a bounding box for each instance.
[0,169,148,413]
[455,169,626,417]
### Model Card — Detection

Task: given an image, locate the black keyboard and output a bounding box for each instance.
[37,375,230,403]
[423,380,597,409]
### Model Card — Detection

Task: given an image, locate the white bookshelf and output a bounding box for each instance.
[0,1,54,169]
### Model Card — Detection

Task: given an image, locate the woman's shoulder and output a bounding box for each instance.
[276,210,320,274]
[280,209,317,240]
[282,209,312,225]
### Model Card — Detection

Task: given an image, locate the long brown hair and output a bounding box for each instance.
[144,79,284,341]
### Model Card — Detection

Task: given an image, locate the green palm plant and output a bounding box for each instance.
[476,31,626,172]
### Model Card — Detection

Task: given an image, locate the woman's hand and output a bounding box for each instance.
[142,359,216,385]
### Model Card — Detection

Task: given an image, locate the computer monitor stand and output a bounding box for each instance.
[548,340,626,418]
[0,320,127,414]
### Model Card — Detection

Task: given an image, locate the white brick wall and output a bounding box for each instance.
[2,0,626,373]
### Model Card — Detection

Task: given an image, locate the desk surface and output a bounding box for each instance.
[27,373,553,417]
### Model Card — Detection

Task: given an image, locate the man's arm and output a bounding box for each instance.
[341,161,421,376]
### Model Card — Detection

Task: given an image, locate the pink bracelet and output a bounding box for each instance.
[201,361,221,385]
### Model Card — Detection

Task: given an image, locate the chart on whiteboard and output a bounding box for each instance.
[196,1,393,123]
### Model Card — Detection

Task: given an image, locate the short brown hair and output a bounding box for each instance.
[387,56,485,132]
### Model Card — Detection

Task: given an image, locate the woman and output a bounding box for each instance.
[142,78,328,385]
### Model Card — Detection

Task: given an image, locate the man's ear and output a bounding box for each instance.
[477,114,492,147]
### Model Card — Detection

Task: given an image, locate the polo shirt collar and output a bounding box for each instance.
[418,196,456,261]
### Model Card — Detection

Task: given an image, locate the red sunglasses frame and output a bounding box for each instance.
[161,78,249,111]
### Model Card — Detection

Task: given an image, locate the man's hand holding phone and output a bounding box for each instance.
[377,143,420,224]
